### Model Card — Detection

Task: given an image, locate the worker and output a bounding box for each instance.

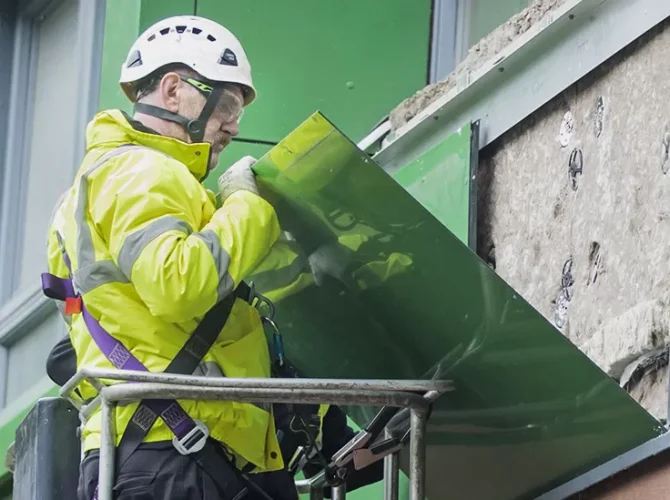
[41,15,294,500]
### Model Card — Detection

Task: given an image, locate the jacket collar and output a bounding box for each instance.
[85,109,212,182]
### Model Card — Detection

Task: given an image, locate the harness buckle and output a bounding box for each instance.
[172,419,209,455]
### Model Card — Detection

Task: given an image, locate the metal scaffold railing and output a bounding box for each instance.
[60,368,452,500]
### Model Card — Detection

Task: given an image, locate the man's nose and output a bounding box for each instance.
[222,120,239,137]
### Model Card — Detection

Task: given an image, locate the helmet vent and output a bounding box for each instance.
[147,34,156,42]
[125,49,142,68]
[160,27,170,35]
[192,27,202,34]
[207,34,217,42]
[176,25,187,33]
[218,48,238,66]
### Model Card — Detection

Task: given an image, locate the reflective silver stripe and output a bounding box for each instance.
[52,231,73,326]
[55,301,72,327]
[117,217,193,278]
[74,260,130,294]
[192,361,225,378]
[194,230,234,301]
[48,190,68,235]
[192,361,271,413]
[73,145,145,291]
[249,254,308,293]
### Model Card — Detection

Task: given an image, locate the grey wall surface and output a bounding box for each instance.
[0,0,90,410]
[476,18,670,420]
[0,2,17,207]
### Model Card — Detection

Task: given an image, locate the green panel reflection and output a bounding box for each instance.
[250,113,663,500]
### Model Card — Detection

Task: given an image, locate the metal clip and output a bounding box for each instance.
[262,316,285,368]
[172,419,209,455]
[248,282,284,367]
[248,281,276,320]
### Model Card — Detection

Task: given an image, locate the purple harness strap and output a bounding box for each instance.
[42,272,201,442]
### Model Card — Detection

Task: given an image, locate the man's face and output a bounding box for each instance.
[176,78,245,170]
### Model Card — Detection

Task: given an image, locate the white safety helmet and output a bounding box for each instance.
[119,16,256,143]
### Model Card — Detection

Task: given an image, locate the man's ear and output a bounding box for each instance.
[159,72,182,113]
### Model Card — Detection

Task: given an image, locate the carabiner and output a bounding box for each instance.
[248,281,276,320]
[262,316,285,368]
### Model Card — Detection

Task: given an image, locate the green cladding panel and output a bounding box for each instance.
[392,122,477,247]
[197,0,431,143]
[250,112,664,500]
[98,0,142,113]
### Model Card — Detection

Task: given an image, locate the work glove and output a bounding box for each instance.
[218,155,260,203]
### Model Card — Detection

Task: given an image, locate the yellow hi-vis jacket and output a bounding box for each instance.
[46,109,284,472]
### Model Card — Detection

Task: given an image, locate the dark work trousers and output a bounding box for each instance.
[77,441,299,500]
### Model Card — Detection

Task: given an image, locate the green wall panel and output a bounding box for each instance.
[250,112,664,500]
[139,0,195,32]
[197,0,431,143]
[98,0,141,113]
[392,122,477,248]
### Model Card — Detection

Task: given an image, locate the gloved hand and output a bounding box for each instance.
[218,155,260,203]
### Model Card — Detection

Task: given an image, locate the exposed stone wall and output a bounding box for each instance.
[385,0,670,421]
[476,19,670,420]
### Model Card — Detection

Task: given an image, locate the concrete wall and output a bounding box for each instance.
[389,2,670,423]
[475,17,670,422]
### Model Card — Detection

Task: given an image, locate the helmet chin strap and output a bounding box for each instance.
[134,86,224,144]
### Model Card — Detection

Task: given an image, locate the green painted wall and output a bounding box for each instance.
[138,0,195,32]
[197,0,431,144]
[98,0,141,113]
[197,0,432,193]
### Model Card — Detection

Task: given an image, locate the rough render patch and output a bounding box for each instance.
[478,20,670,415]
[390,0,569,130]
[628,365,668,422]
[580,299,670,379]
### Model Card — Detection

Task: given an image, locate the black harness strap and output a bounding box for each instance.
[116,282,251,469]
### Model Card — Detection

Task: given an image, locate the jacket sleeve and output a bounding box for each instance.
[90,153,280,323]
[247,233,314,303]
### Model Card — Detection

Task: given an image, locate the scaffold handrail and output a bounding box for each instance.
[60,367,449,500]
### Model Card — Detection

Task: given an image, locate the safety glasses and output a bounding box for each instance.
[180,76,245,124]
